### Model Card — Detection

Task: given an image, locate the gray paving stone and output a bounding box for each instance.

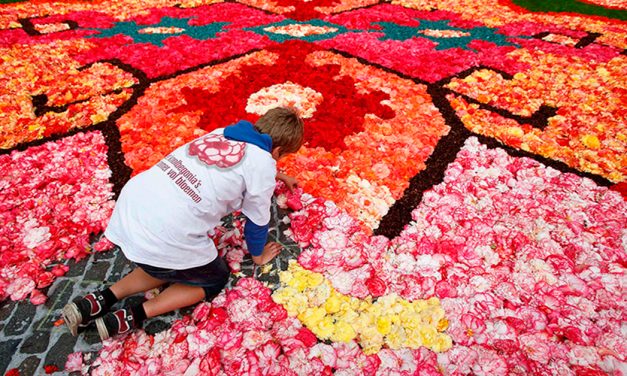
[20,330,50,354]
[0,300,16,323]
[81,327,103,346]
[64,257,89,278]
[17,355,40,376]
[0,339,21,374]
[108,248,132,281]
[93,249,117,260]
[45,280,74,308]
[3,301,36,336]
[43,332,77,371]
[84,260,111,282]
[144,319,170,335]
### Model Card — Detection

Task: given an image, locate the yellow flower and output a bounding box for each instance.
[431,333,453,353]
[306,272,324,288]
[385,325,406,349]
[376,315,392,335]
[581,134,600,149]
[298,306,326,328]
[333,321,356,342]
[324,294,342,313]
[314,316,335,339]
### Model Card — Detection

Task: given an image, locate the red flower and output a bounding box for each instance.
[365,274,387,297]
[295,327,318,347]
[44,365,59,374]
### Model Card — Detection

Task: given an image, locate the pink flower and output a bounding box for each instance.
[309,344,338,369]
[36,271,55,289]
[187,329,217,358]
[471,348,509,375]
[365,274,387,297]
[242,329,273,351]
[64,352,83,373]
[519,333,554,364]
[217,329,243,352]
[256,342,282,371]
[295,327,318,347]
[29,289,47,305]
[6,277,35,301]
[93,236,114,252]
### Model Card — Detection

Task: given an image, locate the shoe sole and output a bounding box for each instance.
[95,317,110,341]
[62,303,82,336]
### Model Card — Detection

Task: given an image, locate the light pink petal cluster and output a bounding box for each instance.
[0,131,115,304]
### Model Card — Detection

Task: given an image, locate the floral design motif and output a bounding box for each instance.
[0,1,624,374]
[187,134,246,168]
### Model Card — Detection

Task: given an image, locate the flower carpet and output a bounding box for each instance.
[0,0,626,375]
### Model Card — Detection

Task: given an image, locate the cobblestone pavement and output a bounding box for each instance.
[0,202,299,375]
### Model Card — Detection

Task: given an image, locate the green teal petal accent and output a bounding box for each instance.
[375,19,526,51]
[86,16,229,46]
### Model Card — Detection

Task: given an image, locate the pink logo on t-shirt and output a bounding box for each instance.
[188,134,246,168]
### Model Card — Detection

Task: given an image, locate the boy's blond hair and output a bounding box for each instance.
[255,107,304,155]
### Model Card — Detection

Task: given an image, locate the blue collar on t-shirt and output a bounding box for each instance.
[223,120,272,153]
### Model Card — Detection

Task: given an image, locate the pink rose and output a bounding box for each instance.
[93,237,114,252]
[295,327,318,347]
[7,277,35,301]
[29,289,47,305]
[199,348,222,375]
[285,188,304,211]
[36,271,55,289]
[365,274,387,297]
[50,264,69,277]
[64,352,83,373]
[188,134,246,168]
[434,280,458,298]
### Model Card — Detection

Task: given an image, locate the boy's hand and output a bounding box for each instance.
[251,242,282,265]
[277,172,298,192]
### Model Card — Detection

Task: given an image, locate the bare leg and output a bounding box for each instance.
[109,267,166,300]
[142,283,205,318]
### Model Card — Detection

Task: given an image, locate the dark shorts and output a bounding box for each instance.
[135,256,229,300]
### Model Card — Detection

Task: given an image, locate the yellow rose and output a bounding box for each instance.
[315,316,335,339]
[324,294,342,314]
[385,325,406,349]
[581,134,601,149]
[431,333,453,352]
[376,316,392,335]
[306,272,324,288]
[333,321,356,342]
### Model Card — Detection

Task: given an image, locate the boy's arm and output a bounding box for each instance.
[251,242,282,265]
[277,172,298,192]
[244,218,282,265]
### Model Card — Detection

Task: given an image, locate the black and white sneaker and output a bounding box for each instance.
[95,308,136,341]
[62,292,108,336]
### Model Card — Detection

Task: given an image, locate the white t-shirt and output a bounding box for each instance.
[105,128,277,269]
